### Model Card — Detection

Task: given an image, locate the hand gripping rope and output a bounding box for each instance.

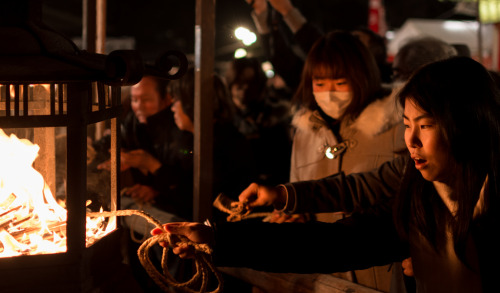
[212,193,270,222]
[87,210,223,293]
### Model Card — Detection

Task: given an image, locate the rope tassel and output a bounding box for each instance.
[87,210,223,293]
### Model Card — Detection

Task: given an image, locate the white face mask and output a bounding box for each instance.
[313,91,353,119]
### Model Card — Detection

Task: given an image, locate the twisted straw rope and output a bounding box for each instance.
[87,210,223,293]
[213,194,270,222]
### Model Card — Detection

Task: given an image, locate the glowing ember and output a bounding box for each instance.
[0,129,114,257]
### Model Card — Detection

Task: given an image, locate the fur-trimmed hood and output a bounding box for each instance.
[292,91,402,137]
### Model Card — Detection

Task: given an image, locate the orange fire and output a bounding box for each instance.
[0,129,114,257]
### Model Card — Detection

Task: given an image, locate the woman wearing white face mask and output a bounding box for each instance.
[290,30,406,183]
[285,30,407,292]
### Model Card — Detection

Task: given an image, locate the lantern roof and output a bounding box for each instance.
[0,0,143,85]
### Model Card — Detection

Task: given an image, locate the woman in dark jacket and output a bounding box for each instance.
[167,68,259,212]
[154,57,500,293]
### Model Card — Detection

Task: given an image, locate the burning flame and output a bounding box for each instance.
[0,129,114,257]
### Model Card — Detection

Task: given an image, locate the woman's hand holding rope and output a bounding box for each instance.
[151,222,214,259]
[86,182,286,292]
[237,183,287,210]
[87,210,222,293]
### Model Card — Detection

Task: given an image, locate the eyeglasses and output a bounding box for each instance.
[324,141,348,159]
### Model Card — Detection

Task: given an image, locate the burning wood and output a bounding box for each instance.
[8,214,33,228]
[0,230,30,254]
[0,129,115,257]
[9,221,67,240]
[0,194,18,211]
[0,205,23,218]
[0,218,16,230]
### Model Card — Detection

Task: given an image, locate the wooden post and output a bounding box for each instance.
[96,0,106,54]
[82,0,96,53]
[193,0,215,222]
[83,0,107,140]
[95,0,107,140]
[66,82,89,254]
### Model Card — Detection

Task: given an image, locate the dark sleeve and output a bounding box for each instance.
[260,31,304,91]
[213,199,408,273]
[212,126,259,199]
[149,163,193,219]
[260,18,322,91]
[152,164,189,193]
[150,131,195,220]
[283,156,408,214]
[473,215,500,292]
[120,113,140,150]
[151,143,192,197]
[293,22,324,56]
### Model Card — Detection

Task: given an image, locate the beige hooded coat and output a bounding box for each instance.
[289,92,406,292]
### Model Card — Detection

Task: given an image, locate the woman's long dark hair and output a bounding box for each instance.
[293,30,388,122]
[226,57,268,113]
[395,57,500,262]
[168,67,236,125]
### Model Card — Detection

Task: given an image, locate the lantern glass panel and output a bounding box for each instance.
[0,80,119,257]
[85,122,117,247]
[0,126,68,257]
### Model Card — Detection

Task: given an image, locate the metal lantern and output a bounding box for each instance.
[0,1,144,291]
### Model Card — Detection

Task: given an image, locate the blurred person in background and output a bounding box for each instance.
[95,73,193,293]
[246,0,392,89]
[391,36,458,85]
[169,67,259,211]
[97,74,193,219]
[226,57,293,186]
[118,75,193,218]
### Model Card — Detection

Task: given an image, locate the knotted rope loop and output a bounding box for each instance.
[87,210,222,293]
[213,193,270,222]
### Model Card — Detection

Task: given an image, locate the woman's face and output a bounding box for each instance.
[171,100,194,133]
[403,98,452,183]
[312,77,351,93]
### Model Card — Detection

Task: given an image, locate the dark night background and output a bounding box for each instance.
[41,0,465,64]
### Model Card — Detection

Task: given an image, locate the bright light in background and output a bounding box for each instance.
[234,27,249,40]
[234,48,247,59]
[235,27,257,46]
[261,61,275,78]
[385,30,395,41]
